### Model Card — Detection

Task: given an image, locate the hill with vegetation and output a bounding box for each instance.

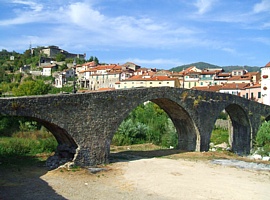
[170,62,261,72]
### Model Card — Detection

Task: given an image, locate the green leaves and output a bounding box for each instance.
[12,80,51,96]
[256,121,270,147]
[113,102,178,148]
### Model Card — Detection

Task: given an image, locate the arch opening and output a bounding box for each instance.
[151,98,200,151]
[110,98,200,160]
[0,115,78,170]
[225,104,251,155]
[210,110,230,152]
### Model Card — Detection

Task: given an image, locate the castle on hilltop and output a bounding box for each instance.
[39,45,85,60]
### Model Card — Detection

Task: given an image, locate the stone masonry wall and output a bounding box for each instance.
[0,87,270,167]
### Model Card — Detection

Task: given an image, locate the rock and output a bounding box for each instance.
[214,142,228,150]
[252,154,262,160]
[211,148,216,152]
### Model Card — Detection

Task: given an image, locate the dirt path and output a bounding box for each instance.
[1,156,269,200]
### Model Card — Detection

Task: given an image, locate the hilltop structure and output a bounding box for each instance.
[39,46,85,60]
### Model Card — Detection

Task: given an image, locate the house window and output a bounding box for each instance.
[258,92,261,98]
[159,82,162,84]
[167,82,169,84]
[251,92,254,99]
[132,82,134,84]
[200,82,203,85]
[150,82,152,84]
[246,93,248,99]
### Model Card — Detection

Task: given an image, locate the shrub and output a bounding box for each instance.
[210,127,229,145]
[256,121,270,155]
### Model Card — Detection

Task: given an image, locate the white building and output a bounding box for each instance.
[261,62,270,105]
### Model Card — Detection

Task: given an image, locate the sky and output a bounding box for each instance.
[0,0,269,69]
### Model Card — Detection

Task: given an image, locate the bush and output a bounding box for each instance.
[210,127,229,145]
[0,133,57,156]
[256,121,270,155]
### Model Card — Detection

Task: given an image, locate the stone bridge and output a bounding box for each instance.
[0,87,270,167]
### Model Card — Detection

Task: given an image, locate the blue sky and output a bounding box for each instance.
[0,0,269,69]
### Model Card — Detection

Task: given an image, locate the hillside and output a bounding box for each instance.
[170,62,261,72]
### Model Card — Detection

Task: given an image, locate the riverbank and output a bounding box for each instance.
[1,150,270,200]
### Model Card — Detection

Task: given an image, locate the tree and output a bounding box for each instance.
[12,80,51,96]
[55,53,66,62]
[256,120,270,155]
[94,56,99,64]
[88,56,94,62]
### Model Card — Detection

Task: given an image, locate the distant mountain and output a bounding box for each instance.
[170,62,261,72]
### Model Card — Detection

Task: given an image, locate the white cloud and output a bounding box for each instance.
[194,0,217,14]
[252,37,270,45]
[67,2,105,28]
[12,0,43,12]
[253,0,270,13]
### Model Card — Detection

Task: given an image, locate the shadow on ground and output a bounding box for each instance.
[0,155,66,200]
[110,148,187,163]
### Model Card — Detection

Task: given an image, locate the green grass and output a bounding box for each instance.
[0,131,57,168]
[210,127,229,145]
[0,136,57,156]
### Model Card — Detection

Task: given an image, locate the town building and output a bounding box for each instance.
[179,66,202,89]
[116,75,180,89]
[261,62,270,105]
[78,64,122,91]
[42,64,58,76]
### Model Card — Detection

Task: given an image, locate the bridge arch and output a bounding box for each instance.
[225,103,251,155]
[151,98,200,151]
[109,97,200,154]
[0,114,78,168]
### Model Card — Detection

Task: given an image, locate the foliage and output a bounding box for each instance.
[0,119,57,157]
[0,116,21,136]
[113,102,178,148]
[256,121,270,155]
[55,53,66,62]
[0,136,57,156]
[210,127,229,145]
[12,79,51,96]
[218,111,228,120]
[88,56,99,64]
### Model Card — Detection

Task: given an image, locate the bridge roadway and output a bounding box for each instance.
[0,87,270,167]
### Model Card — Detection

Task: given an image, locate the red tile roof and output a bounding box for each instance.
[192,85,222,92]
[221,83,249,90]
[123,75,177,81]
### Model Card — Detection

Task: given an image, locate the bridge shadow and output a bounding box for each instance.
[0,155,67,200]
[109,148,187,163]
